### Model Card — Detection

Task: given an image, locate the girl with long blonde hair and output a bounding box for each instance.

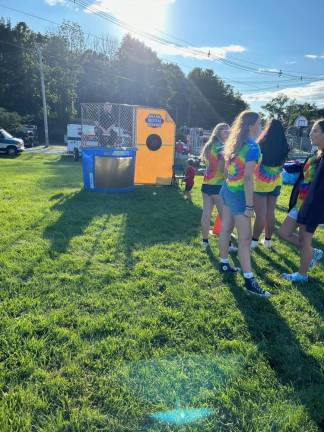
[218,110,271,297]
[200,123,231,250]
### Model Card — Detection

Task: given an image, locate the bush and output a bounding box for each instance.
[0,107,27,134]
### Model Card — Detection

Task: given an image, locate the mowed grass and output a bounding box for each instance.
[0,153,323,432]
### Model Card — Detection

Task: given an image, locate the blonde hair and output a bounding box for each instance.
[224,110,259,161]
[200,123,229,161]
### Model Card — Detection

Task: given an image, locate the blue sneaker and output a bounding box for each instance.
[309,248,323,269]
[281,272,308,283]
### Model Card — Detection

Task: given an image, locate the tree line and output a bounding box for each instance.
[1,19,323,143]
[0,19,247,141]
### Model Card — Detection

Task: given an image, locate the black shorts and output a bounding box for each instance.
[297,218,318,234]
[201,183,222,196]
[185,185,193,192]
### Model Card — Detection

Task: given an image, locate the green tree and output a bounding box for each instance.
[0,107,27,134]
[0,20,43,120]
[188,68,247,128]
[262,95,323,127]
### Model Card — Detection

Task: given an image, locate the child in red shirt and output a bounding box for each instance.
[183,159,196,202]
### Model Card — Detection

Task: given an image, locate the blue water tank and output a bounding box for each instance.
[82,147,136,192]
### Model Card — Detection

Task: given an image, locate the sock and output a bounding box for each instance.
[203,239,209,244]
[252,238,258,242]
[265,237,271,241]
[243,272,253,279]
[220,258,229,264]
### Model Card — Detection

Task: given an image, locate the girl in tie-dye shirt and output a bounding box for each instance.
[251,119,289,249]
[219,110,270,297]
[200,123,230,249]
[279,119,324,283]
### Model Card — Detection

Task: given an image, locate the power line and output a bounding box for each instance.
[2,1,323,84]
[69,0,324,81]
[2,2,323,95]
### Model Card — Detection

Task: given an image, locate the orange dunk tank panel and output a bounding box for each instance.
[134,107,175,185]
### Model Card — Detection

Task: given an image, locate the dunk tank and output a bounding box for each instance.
[81,102,175,192]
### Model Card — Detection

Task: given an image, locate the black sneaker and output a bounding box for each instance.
[219,262,240,273]
[244,277,271,297]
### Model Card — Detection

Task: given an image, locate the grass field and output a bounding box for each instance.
[0,153,323,432]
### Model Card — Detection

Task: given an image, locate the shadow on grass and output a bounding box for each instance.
[207,249,324,429]
[43,185,202,259]
[43,155,80,165]
[252,242,324,314]
[205,246,324,428]
[251,246,296,277]
[259,247,324,312]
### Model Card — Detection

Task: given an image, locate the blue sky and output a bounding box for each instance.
[2,0,324,111]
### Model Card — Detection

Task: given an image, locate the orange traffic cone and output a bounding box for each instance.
[212,214,222,235]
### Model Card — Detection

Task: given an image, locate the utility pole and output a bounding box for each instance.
[36,44,49,148]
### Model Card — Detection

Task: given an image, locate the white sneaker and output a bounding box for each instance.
[201,241,209,251]
[250,240,258,250]
[263,239,272,248]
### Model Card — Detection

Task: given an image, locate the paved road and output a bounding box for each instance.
[24,145,67,154]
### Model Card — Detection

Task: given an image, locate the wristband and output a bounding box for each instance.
[245,205,254,209]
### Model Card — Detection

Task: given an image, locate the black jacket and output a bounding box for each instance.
[288,157,309,212]
[297,155,324,231]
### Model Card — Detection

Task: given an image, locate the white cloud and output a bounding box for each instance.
[305,54,324,59]
[258,68,280,73]
[86,0,175,13]
[243,80,324,107]
[149,43,246,60]
[84,0,245,61]
[44,0,65,5]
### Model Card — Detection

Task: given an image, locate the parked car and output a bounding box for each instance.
[0,128,24,155]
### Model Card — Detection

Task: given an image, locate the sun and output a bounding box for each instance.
[109,0,167,35]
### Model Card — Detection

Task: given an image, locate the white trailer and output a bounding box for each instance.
[66,124,98,153]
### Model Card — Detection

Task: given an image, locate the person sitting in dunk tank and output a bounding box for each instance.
[96,103,118,147]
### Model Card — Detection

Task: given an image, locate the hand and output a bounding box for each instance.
[244,208,254,218]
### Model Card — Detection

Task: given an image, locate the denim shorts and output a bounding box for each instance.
[254,185,281,197]
[201,183,222,196]
[220,183,246,216]
[288,207,298,221]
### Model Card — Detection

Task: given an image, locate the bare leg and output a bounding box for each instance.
[234,214,253,273]
[212,194,224,219]
[252,194,267,240]
[298,225,314,275]
[201,193,214,240]
[278,216,299,248]
[265,195,278,239]
[218,205,235,259]
[185,191,192,202]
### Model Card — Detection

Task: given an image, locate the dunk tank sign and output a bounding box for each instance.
[145,113,164,128]
[135,108,175,185]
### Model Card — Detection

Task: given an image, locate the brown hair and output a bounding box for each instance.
[313,119,324,157]
[224,110,259,161]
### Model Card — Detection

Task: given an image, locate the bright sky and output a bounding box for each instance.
[2,0,324,112]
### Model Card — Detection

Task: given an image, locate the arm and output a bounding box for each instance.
[218,158,226,175]
[243,161,256,218]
